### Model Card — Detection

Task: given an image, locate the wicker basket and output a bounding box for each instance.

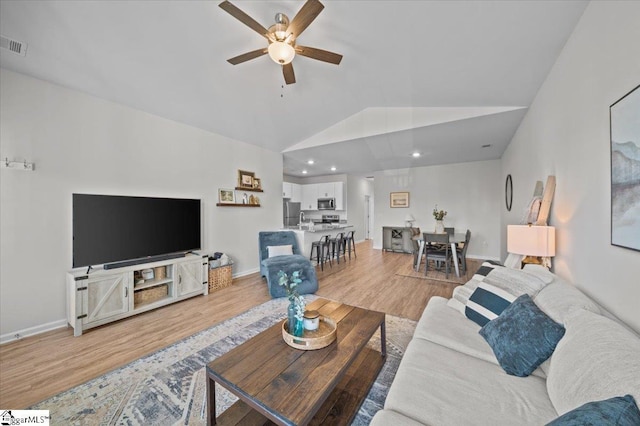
[153,266,166,280]
[134,284,168,305]
[208,264,233,292]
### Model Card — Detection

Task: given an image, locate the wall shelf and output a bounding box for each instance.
[216,203,261,207]
[235,187,263,193]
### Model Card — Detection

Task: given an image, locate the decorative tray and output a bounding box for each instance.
[282,316,337,350]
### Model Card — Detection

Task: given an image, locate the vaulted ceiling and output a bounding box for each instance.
[0,1,588,177]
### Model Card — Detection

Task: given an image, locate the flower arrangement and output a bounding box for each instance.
[278,270,306,323]
[433,205,447,221]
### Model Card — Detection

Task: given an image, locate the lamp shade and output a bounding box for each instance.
[405,214,415,222]
[268,41,295,64]
[507,225,556,257]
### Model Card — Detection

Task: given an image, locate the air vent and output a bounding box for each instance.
[0,35,28,57]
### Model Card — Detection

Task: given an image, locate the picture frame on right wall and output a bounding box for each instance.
[610,84,640,252]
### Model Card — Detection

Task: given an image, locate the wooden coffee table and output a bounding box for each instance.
[206,298,386,425]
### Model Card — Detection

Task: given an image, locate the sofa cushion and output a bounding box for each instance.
[267,244,293,257]
[534,279,601,325]
[546,309,640,416]
[480,294,565,377]
[261,254,318,298]
[465,282,517,326]
[417,296,547,378]
[449,263,548,314]
[384,338,557,425]
[546,395,640,426]
[370,409,426,426]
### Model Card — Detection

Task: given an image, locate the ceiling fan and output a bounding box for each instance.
[219,0,343,85]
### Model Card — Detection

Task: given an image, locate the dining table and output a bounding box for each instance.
[414,233,467,277]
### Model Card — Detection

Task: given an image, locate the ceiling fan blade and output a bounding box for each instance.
[283,63,296,85]
[219,1,269,39]
[286,0,324,41]
[227,48,268,65]
[295,45,342,65]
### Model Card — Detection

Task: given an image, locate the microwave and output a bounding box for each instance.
[318,198,335,210]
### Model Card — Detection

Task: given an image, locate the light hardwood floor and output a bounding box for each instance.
[0,240,459,409]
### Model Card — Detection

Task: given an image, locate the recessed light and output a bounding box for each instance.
[302,170,308,174]
[330,166,336,171]
[307,160,314,165]
[412,152,421,158]
[481,144,492,148]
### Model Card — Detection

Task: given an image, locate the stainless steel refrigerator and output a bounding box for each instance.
[283,201,301,227]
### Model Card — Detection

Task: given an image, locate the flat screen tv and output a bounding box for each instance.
[73,194,201,269]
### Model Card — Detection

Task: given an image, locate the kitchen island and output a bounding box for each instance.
[282,224,353,260]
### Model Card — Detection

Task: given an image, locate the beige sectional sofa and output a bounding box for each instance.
[371,264,640,425]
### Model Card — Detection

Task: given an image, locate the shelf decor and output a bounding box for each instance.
[237,170,255,189]
[218,188,236,204]
[610,84,640,252]
[390,192,409,208]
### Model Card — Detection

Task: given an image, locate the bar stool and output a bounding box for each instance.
[329,232,345,264]
[343,230,356,259]
[310,235,332,271]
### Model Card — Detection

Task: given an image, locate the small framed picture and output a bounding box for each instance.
[253,177,262,190]
[218,188,236,204]
[238,170,255,188]
[390,192,410,208]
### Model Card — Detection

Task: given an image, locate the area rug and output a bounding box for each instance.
[395,257,481,284]
[30,296,416,425]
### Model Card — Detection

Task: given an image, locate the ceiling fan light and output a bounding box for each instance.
[268,41,295,65]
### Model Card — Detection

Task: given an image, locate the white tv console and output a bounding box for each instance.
[67,253,208,336]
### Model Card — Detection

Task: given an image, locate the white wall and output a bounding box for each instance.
[501,1,640,331]
[373,160,502,260]
[346,175,374,243]
[0,70,282,336]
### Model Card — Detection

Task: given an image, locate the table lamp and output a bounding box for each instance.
[405,214,416,227]
[507,224,556,267]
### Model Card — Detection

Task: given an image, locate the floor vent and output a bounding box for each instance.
[1,35,28,57]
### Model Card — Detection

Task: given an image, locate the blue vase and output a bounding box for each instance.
[287,301,297,334]
[293,317,304,337]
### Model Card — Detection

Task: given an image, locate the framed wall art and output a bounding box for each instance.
[237,170,255,189]
[252,177,262,190]
[390,192,410,208]
[218,188,236,204]
[610,84,640,251]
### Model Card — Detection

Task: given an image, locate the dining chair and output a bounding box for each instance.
[444,227,455,236]
[410,227,422,268]
[456,229,471,274]
[423,232,452,278]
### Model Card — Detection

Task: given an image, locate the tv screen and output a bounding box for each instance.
[73,194,201,268]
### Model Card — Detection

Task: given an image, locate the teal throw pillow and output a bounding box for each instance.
[546,395,640,426]
[479,294,565,377]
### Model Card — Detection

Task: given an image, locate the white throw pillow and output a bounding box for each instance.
[267,245,293,257]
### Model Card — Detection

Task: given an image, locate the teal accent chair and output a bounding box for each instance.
[258,231,318,298]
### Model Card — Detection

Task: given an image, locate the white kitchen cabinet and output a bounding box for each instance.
[283,182,292,198]
[290,183,301,202]
[317,183,335,198]
[334,182,344,210]
[301,184,318,210]
[283,182,302,202]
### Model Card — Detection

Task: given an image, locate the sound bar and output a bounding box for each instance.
[103,252,186,270]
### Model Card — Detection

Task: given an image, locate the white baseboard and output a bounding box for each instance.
[0,319,68,345]
[232,267,260,278]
